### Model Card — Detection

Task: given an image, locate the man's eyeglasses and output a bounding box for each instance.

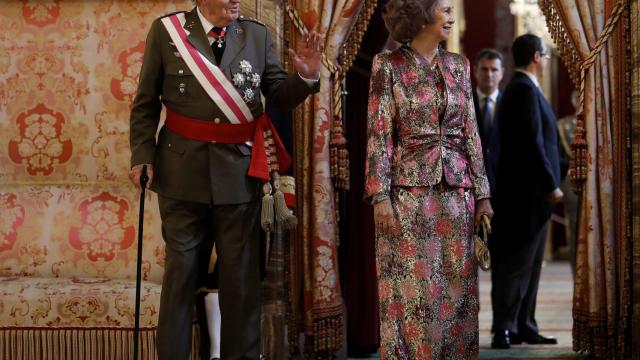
[539,51,551,59]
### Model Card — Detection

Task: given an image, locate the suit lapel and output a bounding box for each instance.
[184,8,218,66]
[219,20,247,78]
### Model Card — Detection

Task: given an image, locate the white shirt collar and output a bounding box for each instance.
[476,88,499,104]
[196,6,226,35]
[515,69,540,88]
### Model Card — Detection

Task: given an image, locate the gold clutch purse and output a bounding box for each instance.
[475,214,491,271]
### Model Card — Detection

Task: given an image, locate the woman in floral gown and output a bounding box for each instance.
[364,0,494,358]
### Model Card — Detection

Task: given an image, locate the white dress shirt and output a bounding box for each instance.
[475,88,499,125]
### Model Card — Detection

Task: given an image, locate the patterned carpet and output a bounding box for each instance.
[478,261,581,359]
[348,261,583,359]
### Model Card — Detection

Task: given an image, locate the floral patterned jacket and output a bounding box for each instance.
[365,47,491,201]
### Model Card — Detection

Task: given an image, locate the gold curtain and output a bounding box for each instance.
[538,1,633,358]
[284,0,376,356]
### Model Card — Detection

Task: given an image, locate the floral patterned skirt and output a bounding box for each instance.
[376,185,479,360]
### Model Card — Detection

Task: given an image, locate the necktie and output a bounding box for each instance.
[209,27,225,64]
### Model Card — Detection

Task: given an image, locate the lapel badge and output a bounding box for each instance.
[173,51,182,58]
[233,21,243,34]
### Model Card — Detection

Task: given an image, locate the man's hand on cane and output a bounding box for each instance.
[129,164,154,190]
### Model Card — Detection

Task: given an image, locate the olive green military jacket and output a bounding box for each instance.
[130,8,318,204]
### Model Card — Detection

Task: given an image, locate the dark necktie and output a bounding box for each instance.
[209,27,225,64]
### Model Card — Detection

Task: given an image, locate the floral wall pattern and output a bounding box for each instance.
[0,2,288,358]
[0,0,283,277]
[0,0,201,284]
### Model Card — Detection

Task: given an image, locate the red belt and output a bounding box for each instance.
[164,108,291,182]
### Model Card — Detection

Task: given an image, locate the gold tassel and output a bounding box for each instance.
[261,182,274,232]
[570,113,588,193]
[272,173,297,229]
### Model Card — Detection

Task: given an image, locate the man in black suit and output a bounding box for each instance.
[490,34,563,349]
[473,49,504,194]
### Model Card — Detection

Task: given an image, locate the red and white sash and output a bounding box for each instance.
[161,13,254,124]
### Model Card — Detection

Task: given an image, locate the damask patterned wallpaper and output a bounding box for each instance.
[0,1,279,284]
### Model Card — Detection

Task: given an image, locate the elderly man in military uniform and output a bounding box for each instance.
[128,0,323,358]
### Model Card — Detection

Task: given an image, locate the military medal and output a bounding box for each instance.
[233,73,246,87]
[208,27,226,48]
[235,60,261,103]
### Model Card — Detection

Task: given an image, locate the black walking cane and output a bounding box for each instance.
[134,165,149,360]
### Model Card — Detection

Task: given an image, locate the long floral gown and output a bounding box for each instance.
[365,46,491,360]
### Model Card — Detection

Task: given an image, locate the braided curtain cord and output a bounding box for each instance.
[284,2,348,197]
[538,0,629,193]
[284,1,377,194]
[285,1,377,247]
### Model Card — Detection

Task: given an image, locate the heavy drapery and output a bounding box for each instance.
[538,1,633,358]
[284,0,376,357]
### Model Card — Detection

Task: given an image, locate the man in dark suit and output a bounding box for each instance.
[490,34,563,349]
[128,0,323,358]
[472,48,504,194]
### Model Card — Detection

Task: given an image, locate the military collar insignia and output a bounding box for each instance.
[232,22,243,35]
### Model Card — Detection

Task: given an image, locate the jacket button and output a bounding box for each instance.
[168,143,172,148]
[214,118,221,124]
[178,69,184,75]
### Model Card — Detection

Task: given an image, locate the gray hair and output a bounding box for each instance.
[382,0,440,43]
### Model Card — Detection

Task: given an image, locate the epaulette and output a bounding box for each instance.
[237,15,266,27]
[159,10,186,19]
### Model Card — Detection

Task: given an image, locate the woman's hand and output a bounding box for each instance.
[374,199,400,236]
[475,198,494,228]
